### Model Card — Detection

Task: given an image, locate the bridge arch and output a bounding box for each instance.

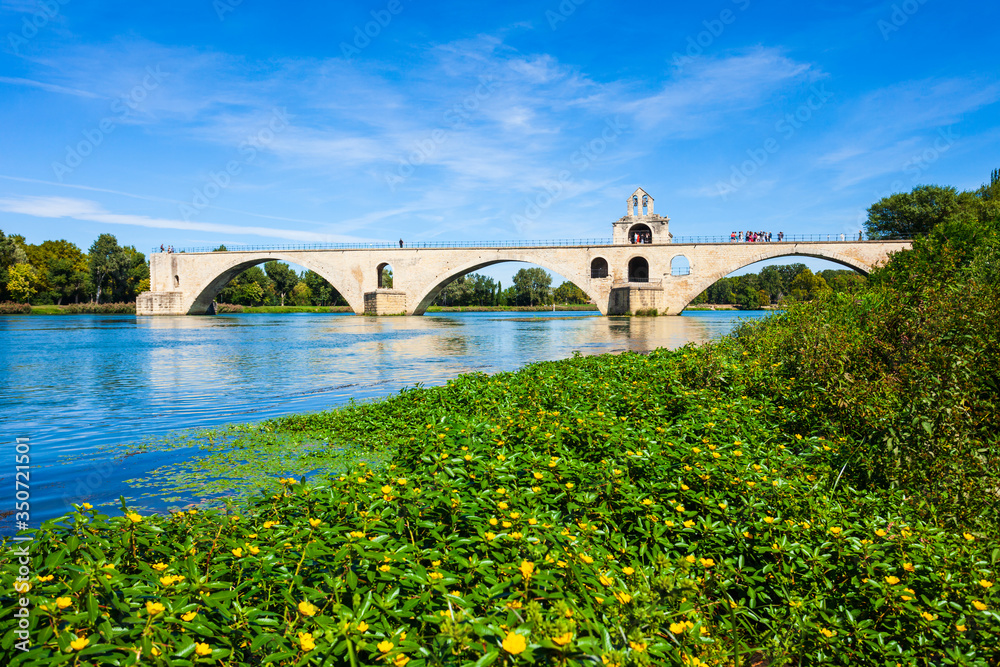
[410,254,601,315]
[676,247,873,312]
[185,253,362,314]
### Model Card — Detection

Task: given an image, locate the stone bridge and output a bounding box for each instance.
[137,188,911,316]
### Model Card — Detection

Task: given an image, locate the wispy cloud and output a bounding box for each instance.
[0,196,371,243]
[0,76,102,98]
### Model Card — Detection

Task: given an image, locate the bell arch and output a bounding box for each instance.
[184,253,362,314]
[628,256,649,283]
[376,262,394,288]
[410,255,602,315]
[591,257,609,279]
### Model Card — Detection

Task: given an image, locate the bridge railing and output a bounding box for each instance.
[152,234,910,254]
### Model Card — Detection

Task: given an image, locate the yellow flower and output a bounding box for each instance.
[699,558,715,568]
[980,580,994,589]
[298,632,315,651]
[298,600,317,616]
[82,503,93,509]
[379,564,391,572]
[263,521,277,529]
[195,642,211,656]
[126,512,143,524]
[552,631,573,646]
[519,560,535,579]
[675,505,685,513]
[829,527,842,535]
[309,518,321,528]
[396,477,407,485]
[428,572,443,580]
[733,450,742,457]
[921,612,937,621]
[151,646,161,656]
[641,498,653,506]
[599,574,614,586]
[629,641,647,652]
[683,520,695,528]
[580,554,594,564]
[973,601,988,611]
[565,482,575,490]
[764,516,775,524]
[528,518,538,525]
[248,545,260,555]
[819,628,836,638]
[957,624,967,632]
[182,611,198,621]
[484,532,496,541]
[146,601,165,615]
[903,563,915,572]
[613,591,632,604]
[231,547,243,558]
[498,502,509,510]
[885,576,900,585]
[685,554,696,564]
[623,566,635,575]
[502,632,527,654]
[669,621,687,633]
[357,621,369,632]
[56,596,72,609]
[152,562,168,571]
[378,640,395,653]
[70,635,89,651]
[964,532,975,541]
[875,529,887,537]
[393,655,410,667]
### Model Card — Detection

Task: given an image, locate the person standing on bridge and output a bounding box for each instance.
[399,239,404,248]
[859,230,863,241]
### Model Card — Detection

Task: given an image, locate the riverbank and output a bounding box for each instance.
[4,326,996,665]
[4,214,998,664]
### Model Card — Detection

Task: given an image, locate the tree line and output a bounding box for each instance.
[0,232,149,305]
[690,265,866,309]
[432,267,589,307]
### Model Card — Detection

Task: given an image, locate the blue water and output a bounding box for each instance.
[0,310,769,533]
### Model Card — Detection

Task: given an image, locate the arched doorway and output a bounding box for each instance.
[628,223,652,244]
[628,257,649,283]
[591,257,609,278]
[670,255,690,276]
[377,262,393,288]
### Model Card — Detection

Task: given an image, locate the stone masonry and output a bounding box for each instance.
[137,189,911,316]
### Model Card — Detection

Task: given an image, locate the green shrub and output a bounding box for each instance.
[0,301,32,314]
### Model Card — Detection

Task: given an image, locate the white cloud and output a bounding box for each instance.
[0,196,370,243]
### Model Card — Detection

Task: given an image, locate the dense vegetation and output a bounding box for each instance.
[432,269,588,308]
[0,232,148,305]
[690,265,864,309]
[2,175,998,665]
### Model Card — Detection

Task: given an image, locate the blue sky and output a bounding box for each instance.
[1,0,998,284]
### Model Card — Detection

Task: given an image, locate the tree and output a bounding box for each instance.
[511,267,551,306]
[25,239,89,304]
[265,261,299,306]
[302,270,346,306]
[6,263,37,302]
[108,246,149,302]
[553,281,588,304]
[381,267,393,288]
[865,185,975,239]
[289,282,313,306]
[89,234,124,304]
[0,229,27,302]
[789,268,830,301]
[218,265,272,306]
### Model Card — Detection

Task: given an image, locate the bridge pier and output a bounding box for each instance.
[364,289,407,315]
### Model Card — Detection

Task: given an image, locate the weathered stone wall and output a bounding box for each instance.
[136,291,184,315]
[364,290,407,315]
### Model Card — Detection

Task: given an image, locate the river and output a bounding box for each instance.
[0,310,769,533]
